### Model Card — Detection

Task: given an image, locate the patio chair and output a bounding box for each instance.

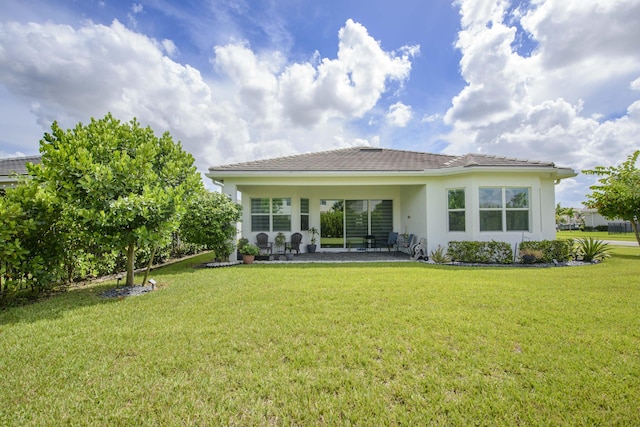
[386,232,398,251]
[256,233,273,255]
[286,232,303,254]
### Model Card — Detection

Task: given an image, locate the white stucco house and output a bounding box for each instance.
[0,155,41,192]
[207,147,577,257]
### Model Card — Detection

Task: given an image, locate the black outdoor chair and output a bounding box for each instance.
[256,233,273,254]
[286,232,303,254]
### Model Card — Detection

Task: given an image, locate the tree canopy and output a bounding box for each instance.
[180,191,242,261]
[30,113,203,285]
[583,150,640,246]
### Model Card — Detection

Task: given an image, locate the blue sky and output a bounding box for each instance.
[1,0,639,206]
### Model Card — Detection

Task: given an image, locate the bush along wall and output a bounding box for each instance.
[519,239,574,263]
[447,241,513,264]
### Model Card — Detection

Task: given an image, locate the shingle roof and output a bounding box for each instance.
[0,155,41,178]
[209,147,556,173]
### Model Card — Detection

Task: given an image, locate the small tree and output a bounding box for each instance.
[180,191,242,261]
[583,150,640,246]
[31,113,202,285]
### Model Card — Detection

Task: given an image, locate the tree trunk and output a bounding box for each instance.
[141,246,157,286]
[631,220,640,246]
[126,242,136,286]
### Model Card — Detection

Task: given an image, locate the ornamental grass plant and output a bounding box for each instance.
[1,248,639,425]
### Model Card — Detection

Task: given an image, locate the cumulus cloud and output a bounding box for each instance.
[0,18,416,174]
[213,19,417,128]
[444,0,640,205]
[386,102,413,127]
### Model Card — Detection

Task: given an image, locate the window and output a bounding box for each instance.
[479,188,530,232]
[251,198,291,232]
[447,189,465,232]
[251,198,270,232]
[272,198,291,231]
[300,198,309,231]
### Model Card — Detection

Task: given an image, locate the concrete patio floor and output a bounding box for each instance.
[257,250,414,263]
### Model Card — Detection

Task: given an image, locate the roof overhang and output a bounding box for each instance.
[206,165,578,184]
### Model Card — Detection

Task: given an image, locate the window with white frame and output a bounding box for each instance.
[251,198,292,232]
[479,187,530,232]
[300,198,309,231]
[447,189,465,232]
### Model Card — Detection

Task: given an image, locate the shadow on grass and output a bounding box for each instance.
[0,282,127,326]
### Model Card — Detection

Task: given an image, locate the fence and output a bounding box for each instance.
[608,222,633,234]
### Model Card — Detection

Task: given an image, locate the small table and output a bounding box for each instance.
[362,235,377,252]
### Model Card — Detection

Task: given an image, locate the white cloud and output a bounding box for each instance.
[422,113,441,123]
[0,18,416,175]
[445,0,640,205]
[386,102,413,127]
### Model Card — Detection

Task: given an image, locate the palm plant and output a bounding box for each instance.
[575,237,611,262]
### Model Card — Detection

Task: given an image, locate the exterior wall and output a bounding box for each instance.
[579,209,614,228]
[232,183,405,252]
[428,172,554,252]
[218,170,560,254]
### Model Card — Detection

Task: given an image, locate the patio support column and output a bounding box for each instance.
[221,182,239,262]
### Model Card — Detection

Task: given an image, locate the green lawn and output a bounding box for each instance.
[2,249,639,425]
[557,230,638,243]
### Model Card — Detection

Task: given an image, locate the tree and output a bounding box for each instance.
[30,113,203,285]
[180,191,242,261]
[583,150,640,246]
[0,180,63,298]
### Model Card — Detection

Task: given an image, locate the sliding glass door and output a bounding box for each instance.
[320,199,392,249]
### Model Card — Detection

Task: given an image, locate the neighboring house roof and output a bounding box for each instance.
[208,147,576,179]
[0,155,42,186]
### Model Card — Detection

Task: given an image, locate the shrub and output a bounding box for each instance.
[519,240,574,263]
[519,248,544,264]
[575,237,611,262]
[239,244,260,256]
[429,245,451,264]
[447,241,513,264]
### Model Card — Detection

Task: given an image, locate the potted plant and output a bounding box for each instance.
[239,243,259,264]
[236,237,249,259]
[274,232,286,259]
[307,227,319,253]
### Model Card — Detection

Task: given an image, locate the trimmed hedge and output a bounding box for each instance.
[519,239,574,263]
[447,241,513,264]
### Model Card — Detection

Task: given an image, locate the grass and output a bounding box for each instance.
[1,249,639,425]
[557,230,638,243]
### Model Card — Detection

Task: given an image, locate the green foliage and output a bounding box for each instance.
[308,227,319,245]
[575,237,611,262]
[429,245,450,264]
[0,180,64,300]
[320,210,342,238]
[518,248,544,264]
[180,191,241,261]
[447,241,513,264]
[519,239,574,263]
[274,232,286,252]
[237,238,249,252]
[239,243,260,256]
[583,150,640,246]
[30,113,202,285]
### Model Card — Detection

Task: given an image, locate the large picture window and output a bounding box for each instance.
[479,188,530,232]
[251,198,291,232]
[447,189,465,232]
